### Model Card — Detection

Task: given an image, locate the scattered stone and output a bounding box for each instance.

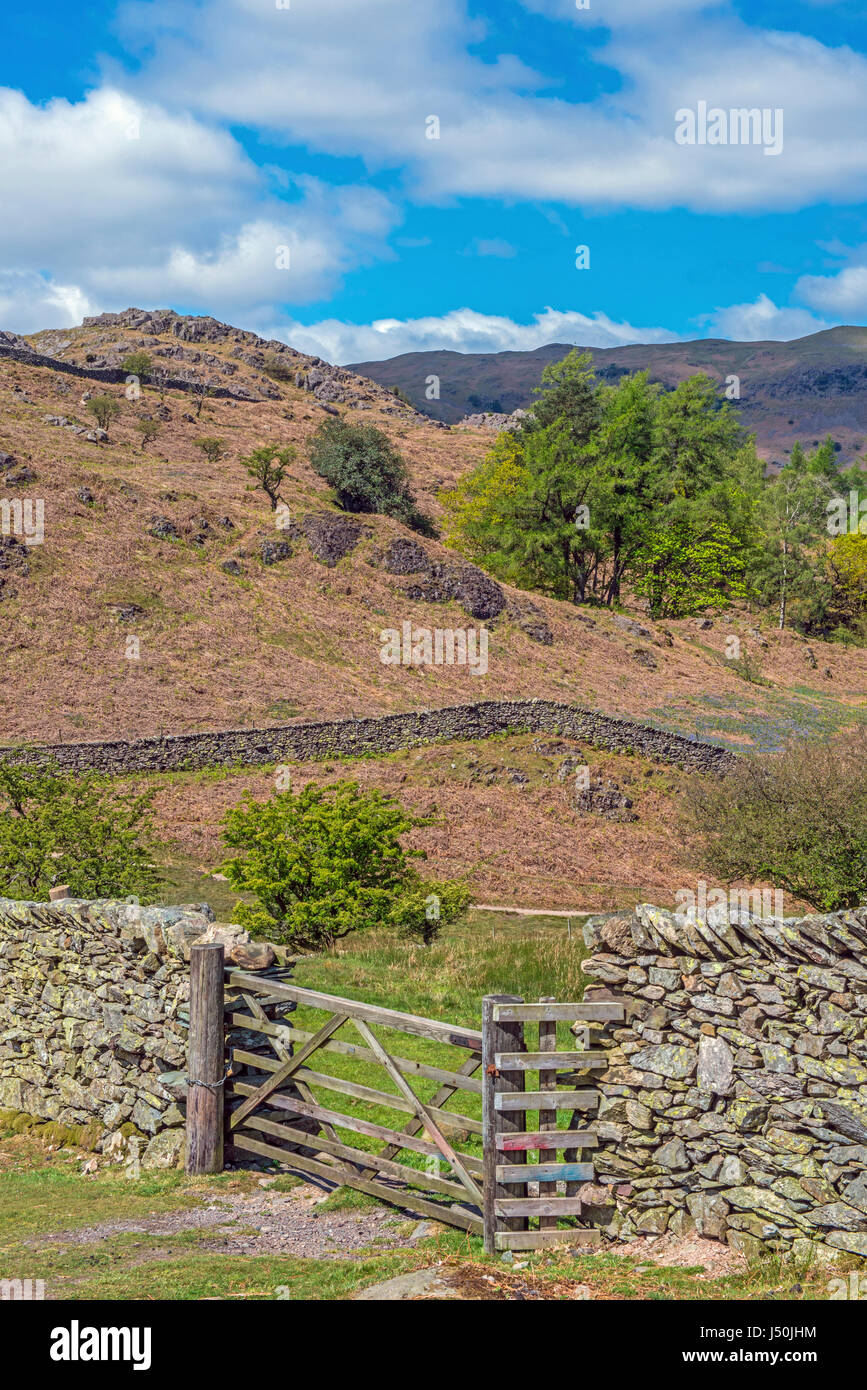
[147,516,180,542]
[612,614,651,638]
[259,538,292,566]
[575,778,637,823]
[299,513,363,567]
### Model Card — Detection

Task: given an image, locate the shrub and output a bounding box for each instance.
[683,729,867,911]
[121,351,153,382]
[387,879,472,945]
[221,780,468,949]
[86,394,121,433]
[263,352,295,382]
[135,417,161,447]
[0,762,162,901]
[196,436,226,464]
[308,418,434,535]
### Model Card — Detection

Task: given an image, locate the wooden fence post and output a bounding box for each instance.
[185,942,225,1175]
[482,994,526,1255]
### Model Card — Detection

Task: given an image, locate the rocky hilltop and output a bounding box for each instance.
[13,307,434,419]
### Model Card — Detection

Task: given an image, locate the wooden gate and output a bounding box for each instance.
[481,993,625,1253]
[223,967,486,1235]
[184,946,622,1245]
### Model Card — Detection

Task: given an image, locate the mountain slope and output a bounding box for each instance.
[0,308,865,753]
[349,326,867,463]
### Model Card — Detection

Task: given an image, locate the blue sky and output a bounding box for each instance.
[2,0,867,361]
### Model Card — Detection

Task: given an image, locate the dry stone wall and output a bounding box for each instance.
[0,342,260,401]
[581,903,867,1261]
[0,700,737,777]
[0,896,220,1169]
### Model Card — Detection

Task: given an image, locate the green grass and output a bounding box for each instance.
[0,1146,841,1301]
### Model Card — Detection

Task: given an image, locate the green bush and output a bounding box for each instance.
[240,444,295,509]
[196,436,226,464]
[135,417,161,447]
[121,351,153,382]
[221,780,469,949]
[0,762,162,901]
[308,418,434,535]
[86,394,121,433]
[684,730,867,911]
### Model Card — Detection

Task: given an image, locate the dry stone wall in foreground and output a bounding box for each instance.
[581,902,867,1260]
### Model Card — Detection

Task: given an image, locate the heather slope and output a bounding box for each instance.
[0,309,865,751]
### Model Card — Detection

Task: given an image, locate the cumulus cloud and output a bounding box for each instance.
[701,293,831,341]
[261,306,680,364]
[0,86,399,332]
[0,272,98,335]
[796,260,867,317]
[117,0,867,211]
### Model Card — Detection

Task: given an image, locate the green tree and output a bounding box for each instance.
[634,519,748,618]
[308,418,433,535]
[86,394,121,434]
[827,530,867,638]
[196,436,226,465]
[0,762,161,901]
[441,429,530,572]
[528,349,601,446]
[241,444,296,510]
[387,879,472,945]
[221,781,468,950]
[684,729,867,911]
[754,442,838,630]
[121,351,153,382]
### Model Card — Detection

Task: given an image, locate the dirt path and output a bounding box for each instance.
[29,1184,418,1263]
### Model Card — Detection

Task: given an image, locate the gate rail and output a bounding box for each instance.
[481,994,624,1253]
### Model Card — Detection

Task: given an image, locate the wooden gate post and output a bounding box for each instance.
[185,942,226,1175]
[482,994,526,1255]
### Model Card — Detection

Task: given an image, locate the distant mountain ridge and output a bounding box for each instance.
[349,326,867,463]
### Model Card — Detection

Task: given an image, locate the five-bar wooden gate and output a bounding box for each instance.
[185,945,622,1247]
[223,967,487,1234]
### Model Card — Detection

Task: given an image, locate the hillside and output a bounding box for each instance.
[1,308,865,758]
[349,326,867,464]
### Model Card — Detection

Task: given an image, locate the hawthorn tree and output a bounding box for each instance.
[241,444,296,510]
[221,780,469,949]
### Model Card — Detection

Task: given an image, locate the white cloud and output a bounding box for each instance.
[796,260,867,316]
[0,86,399,333]
[701,292,831,341]
[261,306,680,364]
[463,238,517,258]
[0,272,98,335]
[117,0,867,211]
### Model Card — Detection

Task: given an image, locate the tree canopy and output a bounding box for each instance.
[441,354,866,635]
